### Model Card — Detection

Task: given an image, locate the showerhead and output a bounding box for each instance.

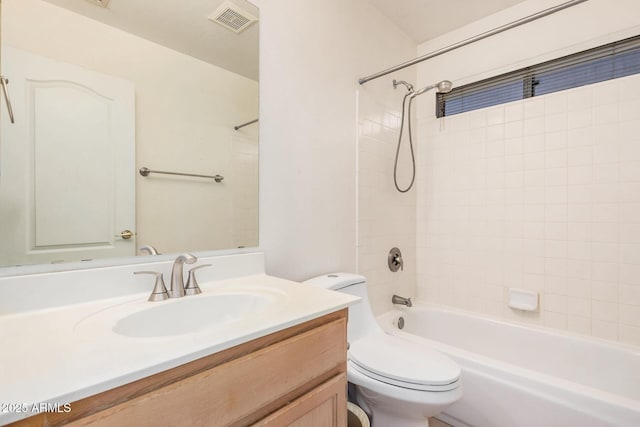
[411,80,453,97]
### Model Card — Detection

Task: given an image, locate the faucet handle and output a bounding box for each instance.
[134,271,169,302]
[185,264,212,296]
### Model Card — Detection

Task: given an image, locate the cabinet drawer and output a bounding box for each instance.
[68,317,347,427]
[252,373,347,427]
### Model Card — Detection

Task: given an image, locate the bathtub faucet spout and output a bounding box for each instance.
[392,294,412,307]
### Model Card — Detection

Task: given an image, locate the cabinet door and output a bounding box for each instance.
[253,374,347,427]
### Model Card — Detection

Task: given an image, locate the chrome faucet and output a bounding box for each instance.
[168,253,197,298]
[392,294,412,307]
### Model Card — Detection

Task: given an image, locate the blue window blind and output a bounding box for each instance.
[436,35,640,118]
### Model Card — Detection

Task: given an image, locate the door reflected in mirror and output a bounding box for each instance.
[0,0,259,269]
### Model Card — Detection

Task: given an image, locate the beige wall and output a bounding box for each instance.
[3,0,258,255]
[258,0,417,308]
[415,0,640,346]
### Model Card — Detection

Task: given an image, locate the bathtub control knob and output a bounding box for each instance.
[388,247,404,272]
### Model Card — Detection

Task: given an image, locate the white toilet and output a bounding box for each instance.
[305,273,462,427]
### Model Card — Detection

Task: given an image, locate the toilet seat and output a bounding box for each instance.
[349,333,461,392]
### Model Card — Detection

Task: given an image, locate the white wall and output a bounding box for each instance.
[415,0,640,346]
[3,0,258,256]
[258,0,416,293]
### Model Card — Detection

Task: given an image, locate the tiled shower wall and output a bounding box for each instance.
[357,77,417,315]
[416,74,640,346]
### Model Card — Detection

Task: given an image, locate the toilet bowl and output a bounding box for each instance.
[304,273,462,427]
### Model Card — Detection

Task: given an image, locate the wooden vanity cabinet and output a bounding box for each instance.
[10,309,348,427]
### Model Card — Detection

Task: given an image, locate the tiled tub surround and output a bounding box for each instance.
[0,253,357,424]
[357,75,418,315]
[417,74,640,346]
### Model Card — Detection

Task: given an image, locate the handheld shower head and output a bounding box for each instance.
[435,80,453,93]
[411,80,453,97]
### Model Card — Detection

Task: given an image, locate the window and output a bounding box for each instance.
[436,35,640,118]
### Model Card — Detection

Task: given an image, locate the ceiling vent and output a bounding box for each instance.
[84,0,110,7]
[208,1,258,34]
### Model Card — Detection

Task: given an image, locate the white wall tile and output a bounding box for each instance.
[620,120,640,142]
[546,149,568,169]
[568,185,591,204]
[545,93,567,115]
[567,241,591,261]
[505,121,523,139]
[620,182,640,203]
[546,114,568,133]
[592,300,618,322]
[620,243,640,264]
[620,264,640,286]
[593,81,619,106]
[524,117,546,136]
[568,297,591,316]
[545,132,568,151]
[568,88,593,112]
[593,141,620,164]
[620,304,640,327]
[620,100,640,122]
[417,69,640,345]
[525,152,546,171]
[505,103,523,123]
[594,104,619,125]
[620,223,640,243]
[567,315,591,335]
[593,164,619,184]
[545,275,567,295]
[591,242,618,263]
[568,166,592,185]
[591,281,618,303]
[621,161,640,182]
[592,319,617,340]
[524,98,545,118]
[619,325,640,347]
[567,127,593,148]
[544,311,567,330]
[568,109,592,129]
[545,168,567,186]
[592,204,618,222]
[568,146,593,166]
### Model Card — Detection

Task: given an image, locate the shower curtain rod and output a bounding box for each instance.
[234,118,258,131]
[358,0,589,85]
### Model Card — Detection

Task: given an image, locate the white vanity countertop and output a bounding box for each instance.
[0,271,358,424]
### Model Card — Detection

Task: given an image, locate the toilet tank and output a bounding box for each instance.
[304,273,380,340]
[303,273,366,291]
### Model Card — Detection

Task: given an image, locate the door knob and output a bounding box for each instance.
[117,229,135,240]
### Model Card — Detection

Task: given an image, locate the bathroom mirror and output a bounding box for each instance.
[0,0,259,271]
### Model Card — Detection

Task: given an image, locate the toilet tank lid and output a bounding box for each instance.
[303,273,366,290]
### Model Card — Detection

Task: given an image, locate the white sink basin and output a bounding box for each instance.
[114,293,272,337]
[74,287,288,340]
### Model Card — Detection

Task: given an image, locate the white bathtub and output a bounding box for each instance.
[378,305,640,427]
